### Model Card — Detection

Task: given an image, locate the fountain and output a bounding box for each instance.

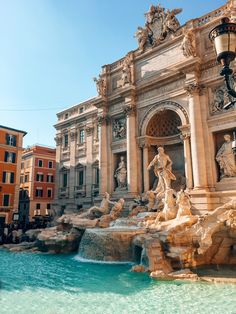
[4,146,236,281]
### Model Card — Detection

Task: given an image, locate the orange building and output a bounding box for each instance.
[19,145,56,222]
[0,125,27,224]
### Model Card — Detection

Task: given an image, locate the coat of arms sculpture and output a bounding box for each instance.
[135,4,182,52]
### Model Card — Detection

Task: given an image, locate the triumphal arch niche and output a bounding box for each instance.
[139,101,190,193]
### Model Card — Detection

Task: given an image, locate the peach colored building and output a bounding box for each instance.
[19,145,56,222]
[0,125,27,224]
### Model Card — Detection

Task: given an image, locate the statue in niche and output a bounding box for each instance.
[114,156,127,190]
[147,147,176,198]
[93,75,107,97]
[112,119,126,139]
[181,29,196,58]
[216,134,236,178]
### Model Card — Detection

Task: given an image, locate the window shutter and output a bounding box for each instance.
[13,135,17,147]
[51,176,54,183]
[10,172,14,184]
[12,153,16,163]
[5,134,9,145]
[2,172,6,183]
[4,152,8,162]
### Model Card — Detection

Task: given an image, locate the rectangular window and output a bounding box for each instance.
[36,173,44,182]
[36,203,41,210]
[48,161,53,168]
[3,194,10,206]
[96,168,99,185]
[35,189,43,197]
[64,134,68,147]
[38,160,43,167]
[79,170,84,186]
[24,174,29,183]
[47,175,54,183]
[79,129,85,144]
[47,203,51,209]
[79,107,84,114]
[2,172,14,184]
[6,134,17,146]
[62,173,68,187]
[4,152,16,163]
[47,189,52,198]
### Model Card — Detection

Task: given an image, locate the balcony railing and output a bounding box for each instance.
[74,185,86,197]
[59,187,69,198]
[0,206,12,212]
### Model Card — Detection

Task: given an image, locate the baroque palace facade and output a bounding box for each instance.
[54,0,236,214]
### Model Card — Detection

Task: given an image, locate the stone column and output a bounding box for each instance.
[85,125,93,201]
[143,144,150,192]
[98,114,109,195]
[179,126,193,190]
[185,83,208,189]
[68,128,77,206]
[125,105,138,195]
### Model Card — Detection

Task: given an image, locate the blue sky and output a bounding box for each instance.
[0,0,226,147]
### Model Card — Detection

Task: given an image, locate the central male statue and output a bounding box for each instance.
[147,146,176,197]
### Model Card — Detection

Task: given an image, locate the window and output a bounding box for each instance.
[64,134,69,147]
[36,173,44,182]
[47,189,52,198]
[47,175,54,183]
[6,134,17,146]
[65,113,69,119]
[62,173,68,187]
[24,174,29,183]
[79,170,84,186]
[48,161,53,168]
[4,152,16,163]
[35,188,43,197]
[79,129,85,144]
[21,162,24,169]
[38,160,43,167]
[47,203,51,209]
[3,194,10,206]
[79,107,84,114]
[2,172,14,184]
[95,168,99,185]
[36,203,41,210]
[20,175,24,183]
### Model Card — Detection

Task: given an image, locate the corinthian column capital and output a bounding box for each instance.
[184,82,205,96]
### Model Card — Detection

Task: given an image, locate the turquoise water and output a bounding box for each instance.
[0,250,236,314]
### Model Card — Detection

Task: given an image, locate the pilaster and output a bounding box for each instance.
[185,82,208,190]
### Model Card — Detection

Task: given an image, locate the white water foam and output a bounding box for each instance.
[74,255,134,265]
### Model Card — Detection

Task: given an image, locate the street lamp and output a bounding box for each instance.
[209,17,236,109]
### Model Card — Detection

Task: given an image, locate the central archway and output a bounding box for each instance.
[140,104,188,192]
